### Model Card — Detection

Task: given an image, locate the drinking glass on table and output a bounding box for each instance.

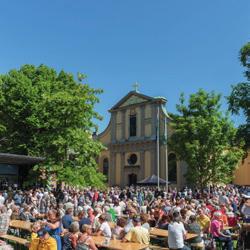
[104,236,110,245]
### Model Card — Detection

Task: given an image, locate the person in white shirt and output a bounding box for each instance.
[94,214,111,238]
[113,200,122,217]
[0,193,5,206]
[168,211,190,250]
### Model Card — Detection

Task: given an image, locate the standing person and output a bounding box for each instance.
[168,212,190,250]
[44,209,62,250]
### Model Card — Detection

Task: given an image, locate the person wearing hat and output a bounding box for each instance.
[29,228,57,250]
[122,215,149,245]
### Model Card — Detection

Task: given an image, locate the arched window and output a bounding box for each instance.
[103,158,109,181]
[168,153,177,182]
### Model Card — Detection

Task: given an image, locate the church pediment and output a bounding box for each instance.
[110,91,154,111]
[120,95,147,107]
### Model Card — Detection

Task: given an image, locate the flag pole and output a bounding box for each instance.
[164,115,168,193]
[157,105,160,189]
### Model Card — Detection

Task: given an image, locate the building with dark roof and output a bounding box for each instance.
[0,153,44,188]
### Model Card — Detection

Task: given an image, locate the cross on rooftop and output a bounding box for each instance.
[132,82,140,92]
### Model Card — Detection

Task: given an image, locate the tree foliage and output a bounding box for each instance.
[228,42,250,148]
[169,89,244,189]
[0,64,105,187]
[239,42,250,66]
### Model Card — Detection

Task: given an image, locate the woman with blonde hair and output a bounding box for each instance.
[77,224,97,250]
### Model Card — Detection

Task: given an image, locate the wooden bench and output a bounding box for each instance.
[149,245,169,250]
[0,234,29,245]
[9,220,32,232]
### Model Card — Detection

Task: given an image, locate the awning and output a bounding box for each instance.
[0,153,44,165]
[137,174,170,185]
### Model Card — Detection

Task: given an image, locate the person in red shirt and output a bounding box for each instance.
[226,210,238,227]
[206,200,215,217]
[92,190,99,203]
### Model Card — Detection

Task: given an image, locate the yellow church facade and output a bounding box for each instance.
[97,90,188,188]
[233,150,250,186]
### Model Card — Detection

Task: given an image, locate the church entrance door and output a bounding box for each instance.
[128,173,137,186]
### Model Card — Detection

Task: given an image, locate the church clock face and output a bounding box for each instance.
[127,153,137,165]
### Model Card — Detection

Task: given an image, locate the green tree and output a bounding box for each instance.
[0,64,105,187]
[169,89,243,189]
[228,43,250,148]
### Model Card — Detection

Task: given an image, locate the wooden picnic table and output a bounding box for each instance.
[0,234,29,245]
[92,235,148,250]
[9,220,32,232]
[150,227,198,240]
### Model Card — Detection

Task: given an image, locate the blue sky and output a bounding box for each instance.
[0,1,249,132]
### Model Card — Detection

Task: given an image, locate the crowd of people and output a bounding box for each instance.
[0,185,249,250]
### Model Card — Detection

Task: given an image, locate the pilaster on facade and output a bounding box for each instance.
[141,105,145,138]
[111,113,117,143]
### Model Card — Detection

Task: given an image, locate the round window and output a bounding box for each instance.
[127,154,137,165]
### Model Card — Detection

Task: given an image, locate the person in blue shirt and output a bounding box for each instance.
[78,210,91,230]
[62,207,73,229]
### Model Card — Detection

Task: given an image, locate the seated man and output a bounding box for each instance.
[29,228,57,250]
[197,208,210,233]
[168,211,190,250]
[122,216,150,245]
[94,214,112,238]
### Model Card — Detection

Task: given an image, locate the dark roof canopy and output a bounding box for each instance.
[137,174,170,185]
[0,153,44,165]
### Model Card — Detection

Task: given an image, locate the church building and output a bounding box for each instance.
[97,88,188,188]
